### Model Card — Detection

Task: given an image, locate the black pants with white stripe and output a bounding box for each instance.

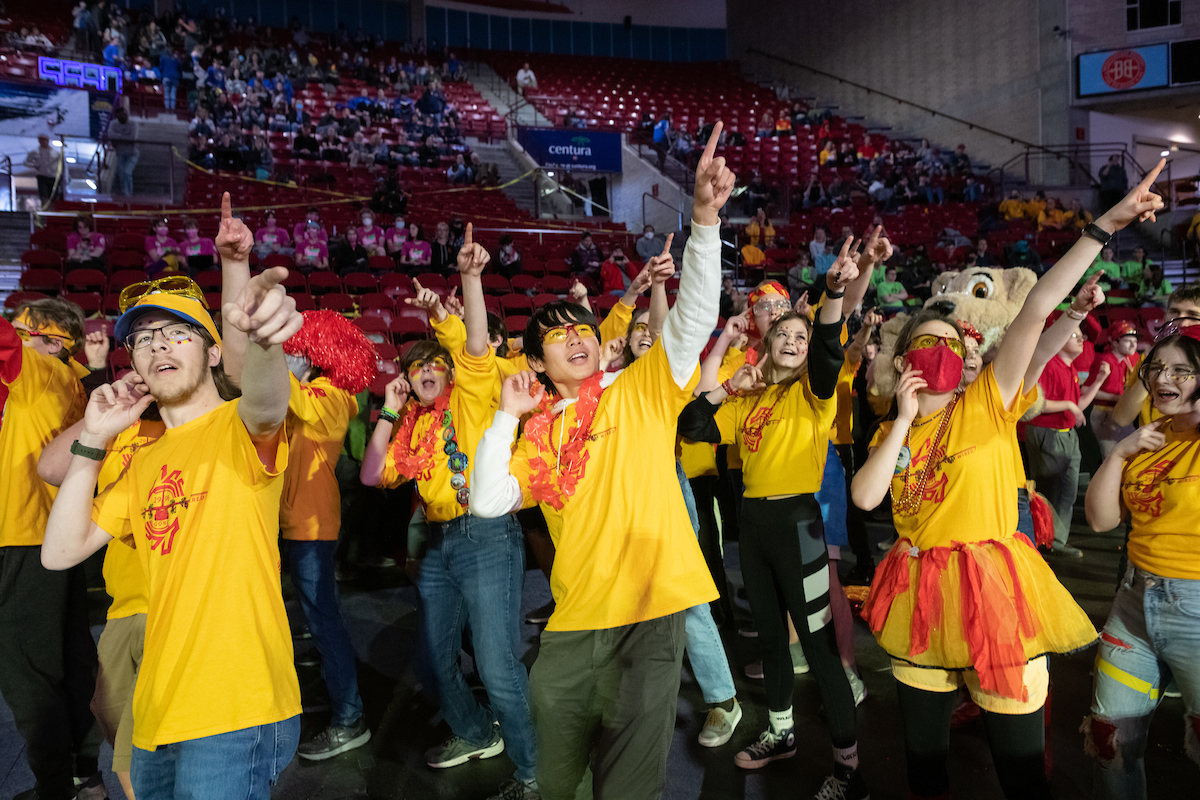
[741,494,857,748]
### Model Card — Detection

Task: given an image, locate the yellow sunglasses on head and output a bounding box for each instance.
[541,324,596,345]
[118,276,208,315]
[908,333,966,358]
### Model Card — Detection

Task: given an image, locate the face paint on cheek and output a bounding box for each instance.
[905,345,964,393]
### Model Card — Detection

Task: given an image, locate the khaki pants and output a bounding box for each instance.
[92,613,146,773]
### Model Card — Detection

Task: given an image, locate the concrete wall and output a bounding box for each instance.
[1066,0,1200,55]
[727,0,1075,184]
[1088,111,1200,183]
[610,138,688,234]
[429,0,724,29]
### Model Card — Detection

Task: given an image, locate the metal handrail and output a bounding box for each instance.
[0,155,13,211]
[641,192,683,231]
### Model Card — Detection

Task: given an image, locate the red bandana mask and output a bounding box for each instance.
[905,345,964,394]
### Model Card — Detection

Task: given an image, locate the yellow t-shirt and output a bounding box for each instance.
[869,365,1035,547]
[0,341,86,547]
[832,355,860,446]
[680,440,718,479]
[1122,425,1200,580]
[713,377,837,498]
[717,347,750,470]
[379,334,500,522]
[99,419,165,620]
[745,220,776,249]
[92,401,298,748]
[506,342,716,631]
[281,375,356,541]
[999,198,1026,221]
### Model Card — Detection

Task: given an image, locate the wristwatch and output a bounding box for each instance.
[1081,222,1112,248]
[70,440,107,461]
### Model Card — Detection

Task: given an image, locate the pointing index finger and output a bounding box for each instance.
[701,121,723,165]
[464,222,472,248]
[1138,158,1166,191]
[660,232,674,257]
[221,192,232,222]
[259,266,288,289]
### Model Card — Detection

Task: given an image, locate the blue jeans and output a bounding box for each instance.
[285,540,364,727]
[114,152,138,196]
[677,464,737,705]
[419,513,536,782]
[816,440,849,548]
[131,716,299,800]
[162,79,177,110]
[1087,566,1200,800]
[1015,488,1035,546]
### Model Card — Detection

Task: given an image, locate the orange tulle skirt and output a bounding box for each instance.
[863,534,1097,701]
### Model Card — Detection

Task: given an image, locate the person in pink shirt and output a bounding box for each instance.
[293,207,328,245]
[294,221,330,273]
[65,215,107,269]
[144,218,180,276]
[179,217,217,271]
[400,222,431,272]
[385,214,408,261]
[254,209,294,258]
[355,209,386,257]
[1085,319,1142,456]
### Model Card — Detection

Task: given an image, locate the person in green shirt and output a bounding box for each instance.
[1119,245,1152,288]
[876,265,910,312]
[787,251,817,298]
[1082,246,1118,289]
[1137,263,1172,307]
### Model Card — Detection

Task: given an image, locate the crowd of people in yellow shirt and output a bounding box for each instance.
[3,126,1200,800]
[999,188,1096,232]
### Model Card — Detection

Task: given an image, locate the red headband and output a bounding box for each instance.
[747,281,790,337]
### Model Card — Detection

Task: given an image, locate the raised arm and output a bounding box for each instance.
[662,122,732,388]
[846,308,881,366]
[1024,274,1106,388]
[456,223,491,357]
[214,192,253,384]
[361,375,407,487]
[1112,376,1148,427]
[1086,421,1166,532]
[698,312,747,393]
[223,267,304,437]
[647,233,675,338]
[470,371,543,518]
[992,161,1165,406]
[43,379,154,569]
[852,366,925,510]
[845,226,891,312]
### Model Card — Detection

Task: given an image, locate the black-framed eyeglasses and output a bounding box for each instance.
[124,323,197,351]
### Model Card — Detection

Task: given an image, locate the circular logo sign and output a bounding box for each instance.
[1101,50,1146,90]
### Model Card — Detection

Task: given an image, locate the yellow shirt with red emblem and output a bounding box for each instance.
[869,364,1036,547]
[99,419,165,620]
[0,320,87,547]
[281,375,357,541]
[484,342,717,631]
[1121,425,1200,580]
[378,322,501,522]
[91,401,299,748]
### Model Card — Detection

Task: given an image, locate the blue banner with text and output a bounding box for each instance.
[517,128,622,173]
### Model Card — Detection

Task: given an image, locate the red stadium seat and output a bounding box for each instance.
[20,268,62,293]
[319,292,356,314]
[107,251,146,271]
[307,273,343,295]
[342,273,380,294]
[388,316,428,342]
[63,268,107,292]
[22,249,63,271]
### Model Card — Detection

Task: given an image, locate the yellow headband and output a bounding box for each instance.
[14,312,76,348]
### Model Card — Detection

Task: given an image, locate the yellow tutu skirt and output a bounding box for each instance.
[863,533,1097,701]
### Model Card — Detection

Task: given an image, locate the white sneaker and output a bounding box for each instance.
[790,641,810,674]
[845,667,867,706]
[698,699,742,747]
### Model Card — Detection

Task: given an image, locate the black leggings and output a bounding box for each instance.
[740,495,856,748]
[835,444,872,569]
[689,475,733,627]
[895,682,1049,799]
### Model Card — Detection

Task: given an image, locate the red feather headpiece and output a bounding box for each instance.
[283,310,379,393]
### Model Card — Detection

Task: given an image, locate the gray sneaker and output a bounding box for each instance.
[1051,543,1083,558]
[486,778,541,800]
[298,717,372,761]
[426,724,505,768]
[698,700,743,747]
[790,641,810,675]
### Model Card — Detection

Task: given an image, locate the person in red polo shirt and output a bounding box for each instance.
[1025,326,1108,557]
[1084,320,1141,457]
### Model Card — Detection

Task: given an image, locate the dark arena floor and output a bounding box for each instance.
[0,492,1193,800]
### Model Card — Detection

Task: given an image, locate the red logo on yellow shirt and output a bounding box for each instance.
[742,403,778,452]
[141,465,206,555]
[1124,457,1179,517]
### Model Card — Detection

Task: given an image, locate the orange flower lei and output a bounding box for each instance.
[523,372,605,510]
[389,389,452,482]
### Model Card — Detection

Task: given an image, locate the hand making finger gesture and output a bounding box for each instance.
[693,121,735,225]
[647,233,676,284]
[1072,272,1106,314]
[455,223,490,277]
[1097,158,1166,233]
[222,267,303,347]
[405,278,447,319]
[499,370,546,418]
[826,236,861,293]
[214,192,254,263]
[82,376,155,442]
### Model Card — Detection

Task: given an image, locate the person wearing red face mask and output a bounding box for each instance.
[851,162,1168,800]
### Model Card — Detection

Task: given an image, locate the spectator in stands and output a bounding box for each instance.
[819,140,837,166]
[245,135,273,180]
[179,217,217,271]
[744,172,772,216]
[295,222,330,273]
[1138,263,1173,307]
[887,176,917,209]
[72,2,92,52]
[254,210,293,259]
[65,216,106,270]
[417,82,446,126]
[293,208,328,245]
[429,221,458,274]
[384,214,408,262]
[23,135,59,206]
[571,232,602,280]
[293,124,320,160]
[159,47,180,111]
[916,174,943,205]
[809,226,829,262]
[448,218,468,251]
[495,234,522,279]
[1025,189,1048,221]
[1099,154,1129,211]
[837,141,856,167]
[347,131,374,169]
[1064,198,1093,231]
[144,218,180,275]
[447,154,471,184]
[774,110,793,137]
[1120,245,1153,289]
[106,105,139,197]
[949,143,971,174]
[827,174,853,208]
[368,132,390,166]
[653,112,672,171]
[356,210,386,257]
[961,174,985,202]
[189,107,215,140]
[1084,245,1119,287]
[999,189,1025,221]
[876,265,910,312]
[636,225,664,262]
[974,238,996,267]
[400,223,431,271]
[788,251,816,298]
[320,128,345,162]
[332,227,369,274]
[1038,197,1067,231]
[600,245,640,295]
[213,132,244,172]
[443,53,463,82]
[205,59,227,94]
[516,62,537,95]
[745,208,775,249]
[757,111,774,139]
[802,175,830,208]
[1006,239,1043,273]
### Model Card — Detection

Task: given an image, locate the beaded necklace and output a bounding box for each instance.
[890,392,960,517]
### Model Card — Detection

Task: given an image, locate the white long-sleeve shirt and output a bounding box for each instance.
[469,221,721,518]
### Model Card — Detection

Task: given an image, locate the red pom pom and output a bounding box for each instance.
[283,310,379,393]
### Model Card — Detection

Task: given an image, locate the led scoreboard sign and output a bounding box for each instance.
[37,56,122,94]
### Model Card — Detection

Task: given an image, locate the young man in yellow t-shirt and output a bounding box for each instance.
[469,125,730,799]
[361,228,539,800]
[0,298,105,800]
[41,262,305,799]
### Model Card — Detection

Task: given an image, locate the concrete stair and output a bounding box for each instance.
[467,139,537,216]
[464,62,553,128]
